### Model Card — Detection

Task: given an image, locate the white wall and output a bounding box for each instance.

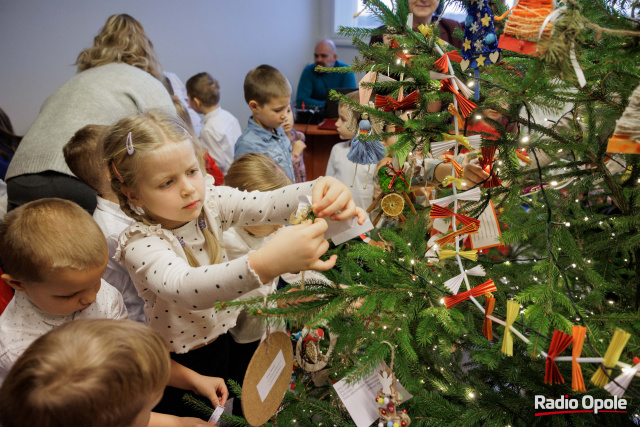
[0,0,322,135]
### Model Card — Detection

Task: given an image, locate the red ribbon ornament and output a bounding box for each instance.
[439,79,477,118]
[385,162,410,190]
[434,51,463,73]
[444,279,496,309]
[375,90,420,112]
[479,146,502,188]
[389,39,412,67]
[483,294,496,341]
[435,222,479,247]
[429,204,480,228]
[544,330,573,385]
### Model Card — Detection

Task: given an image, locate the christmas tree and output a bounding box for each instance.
[214,1,640,425]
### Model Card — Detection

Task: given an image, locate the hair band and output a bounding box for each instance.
[126,131,134,155]
[111,161,125,183]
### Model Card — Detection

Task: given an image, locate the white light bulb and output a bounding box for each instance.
[467,81,474,87]
[521,136,529,143]
[584,216,588,221]
[565,222,571,227]
[551,181,558,186]
[468,392,475,398]
[475,115,482,120]
[440,298,445,305]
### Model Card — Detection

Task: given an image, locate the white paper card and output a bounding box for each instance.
[296,195,364,244]
[433,217,450,234]
[332,363,412,427]
[470,202,501,250]
[256,350,286,402]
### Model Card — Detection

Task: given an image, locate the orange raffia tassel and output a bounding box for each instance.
[572,325,587,392]
[545,330,573,385]
[433,51,463,73]
[443,154,464,177]
[440,79,477,118]
[483,294,496,341]
[443,279,496,310]
[430,204,480,228]
[435,223,479,247]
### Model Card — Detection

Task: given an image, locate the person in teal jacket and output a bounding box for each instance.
[295,40,357,109]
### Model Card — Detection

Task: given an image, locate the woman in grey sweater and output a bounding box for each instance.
[6,14,173,213]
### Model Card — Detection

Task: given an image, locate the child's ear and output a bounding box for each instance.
[2,273,27,292]
[120,185,143,207]
[248,100,260,113]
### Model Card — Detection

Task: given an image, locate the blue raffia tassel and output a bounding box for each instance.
[346,112,386,188]
[347,112,387,165]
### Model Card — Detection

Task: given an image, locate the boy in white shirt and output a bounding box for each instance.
[186,72,241,174]
[0,198,128,383]
[63,125,143,322]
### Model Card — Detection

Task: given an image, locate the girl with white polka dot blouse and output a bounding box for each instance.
[102,110,365,417]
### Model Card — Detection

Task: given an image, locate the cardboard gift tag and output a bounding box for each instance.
[470,201,501,250]
[241,331,293,426]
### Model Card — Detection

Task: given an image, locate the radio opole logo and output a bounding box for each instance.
[535,395,627,416]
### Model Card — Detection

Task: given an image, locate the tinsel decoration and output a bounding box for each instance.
[443,279,496,309]
[607,83,640,154]
[544,330,573,385]
[460,0,501,71]
[497,0,554,55]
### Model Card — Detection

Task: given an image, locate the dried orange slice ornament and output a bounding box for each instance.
[381,193,404,217]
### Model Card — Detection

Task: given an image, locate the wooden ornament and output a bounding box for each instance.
[241,331,294,426]
[295,327,338,372]
[607,83,640,154]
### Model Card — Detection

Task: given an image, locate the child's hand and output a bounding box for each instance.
[251,219,336,283]
[189,375,228,408]
[148,413,213,427]
[312,176,366,224]
[292,139,306,155]
[177,417,213,427]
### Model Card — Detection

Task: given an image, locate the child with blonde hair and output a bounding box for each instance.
[0,319,228,427]
[0,198,128,383]
[63,125,144,322]
[102,109,365,416]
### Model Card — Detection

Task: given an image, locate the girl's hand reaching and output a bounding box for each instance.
[250,219,336,284]
[312,176,367,224]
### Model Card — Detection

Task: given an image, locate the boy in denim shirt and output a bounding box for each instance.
[234,65,295,181]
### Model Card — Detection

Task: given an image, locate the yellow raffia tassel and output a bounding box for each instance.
[442,133,472,151]
[501,300,519,356]
[591,329,632,387]
[441,175,467,190]
[439,249,478,261]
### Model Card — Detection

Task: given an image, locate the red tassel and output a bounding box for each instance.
[483,294,495,340]
[479,146,501,188]
[389,39,411,67]
[434,51,463,73]
[484,174,502,188]
[455,93,477,118]
[444,279,496,309]
[375,91,420,112]
[435,223,479,247]
[545,330,573,385]
[429,204,480,227]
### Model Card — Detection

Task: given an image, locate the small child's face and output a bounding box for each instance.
[483,108,503,122]
[242,224,283,238]
[282,105,295,134]
[336,105,355,141]
[16,261,106,315]
[251,96,291,131]
[125,140,206,229]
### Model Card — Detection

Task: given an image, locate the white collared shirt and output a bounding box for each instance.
[199,107,241,174]
[0,281,127,384]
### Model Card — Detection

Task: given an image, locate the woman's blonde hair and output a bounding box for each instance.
[0,319,171,427]
[225,153,293,192]
[102,109,222,266]
[75,14,163,81]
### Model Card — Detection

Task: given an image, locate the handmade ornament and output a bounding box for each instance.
[438,249,478,262]
[479,146,502,188]
[443,279,496,309]
[591,329,631,387]
[241,331,294,426]
[433,51,463,74]
[482,294,496,341]
[497,0,554,55]
[294,327,337,372]
[430,186,482,207]
[572,325,587,392]
[430,204,480,228]
[607,83,640,154]
[435,222,479,247]
[359,70,378,105]
[501,300,519,356]
[544,330,573,385]
[460,0,501,71]
[441,175,467,190]
[443,265,485,295]
[442,154,463,177]
[439,79,477,118]
[430,134,481,159]
[376,342,411,427]
[605,357,640,398]
[346,107,387,188]
[375,90,420,113]
[368,161,416,227]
